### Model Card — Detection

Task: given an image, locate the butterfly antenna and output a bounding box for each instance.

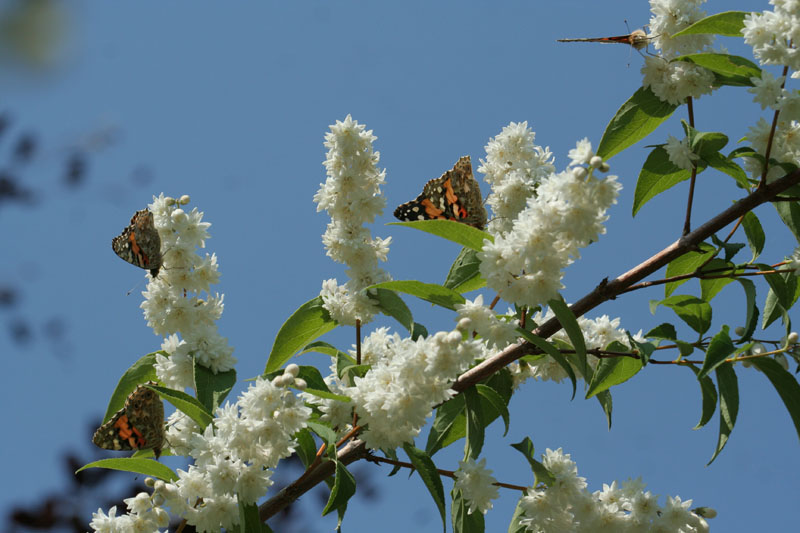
[125,278,146,296]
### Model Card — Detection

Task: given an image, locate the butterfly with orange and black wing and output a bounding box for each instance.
[557,28,651,50]
[393,156,487,230]
[92,382,165,458]
[111,209,162,278]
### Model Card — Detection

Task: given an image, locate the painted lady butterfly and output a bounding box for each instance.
[112,209,162,278]
[393,156,487,230]
[92,382,165,458]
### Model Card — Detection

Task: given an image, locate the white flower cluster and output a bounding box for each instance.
[479,121,555,236]
[92,376,311,533]
[454,457,500,515]
[315,115,392,326]
[479,140,620,309]
[648,0,714,58]
[517,448,709,532]
[743,0,800,76]
[455,294,519,351]
[665,134,700,170]
[141,195,235,390]
[90,492,169,533]
[642,0,716,105]
[511,312,643,386]
[743,117,800,181]
[347,328,484,450]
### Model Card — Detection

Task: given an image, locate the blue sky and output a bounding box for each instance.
[2,1,796,531]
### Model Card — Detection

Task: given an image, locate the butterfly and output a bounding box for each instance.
[393,156,487,230]
[92,382,165,458]
[557,28,650,50]
[112,209,162,278]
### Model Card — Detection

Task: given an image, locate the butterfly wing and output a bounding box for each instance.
[394,156,487,229]
[111,209,162,277]
[92,384,165,458]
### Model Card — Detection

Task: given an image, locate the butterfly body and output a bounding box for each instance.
[92,382,165,458]
[557,29,650,50]
[112,209,162,278]
[394,156,487,230]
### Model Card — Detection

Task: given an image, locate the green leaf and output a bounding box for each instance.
[307,421,337,447]
[150,385,214,430]
[295,428,317,468]
[646,322,678,340]
[451,488,485,533]
[299,340,348,359]
[634,145,694,216]
[708,363,738,465]
[751,357,800,443]
[736,278,758,341]
[664,244,714,297]
[685,364,718,429]
[741,211,765,262]
[549,298,587,378]
[101,353,160,421]
[476,384,510,436]
[597,86,678,161]
[464,387,485,459]
[237,500,263,533]
[676,53,760,87]
[194,364,236,413]
[689,129,728,156]
[374,287,414,333]
[656,294,712,335]
[517,328,577,399]
[697,326,735,379]
[585,349,643,398]
[510,437,554,487]
[671,11,748,37]
[444,247,486,293]
[389,219,491,251]
[265,296,336,373]
[76,457,178,481]
[699,258,735,302]
[426,395,466,456]
[709,233,745,263]
[704,151,750,189]
[369,280,466,310]
[403,444,446,532]
[773,194,800,244]
[596,390,613,429]
[322,459,356,516]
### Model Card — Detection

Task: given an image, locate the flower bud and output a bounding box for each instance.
[285,363,300,377]
[294,378,307,391]
[179,194,191,205]
[589,155,604,168]
[572,166,588,179]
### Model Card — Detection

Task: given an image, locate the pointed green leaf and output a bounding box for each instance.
[237,500,263,533]
[664,244,714,296]
[741,211,765,262]
[517,328,577,399]
[476,384,510,436]
[697,326,735,379]
[736,278,758,341]
[704,151,750,189]
[597,86,678,161]
[685,364,718,429]
[708,363,738,465]
[444,247,486,293]
[510,437,554,487]
[634,145,695,216]
[657,294,712,335]
[402,444,447,532]
[671,11,748,37]
[676,53,760,87]
[645,322,678,340]
[464,386,485,459]
[149,385,214,430]
[549,298,587,378]
[508,498,529,533]
[194,364,236,413]
[585,349,643,398]
[295,428,317,468]
[751,357,800,443]
[389,219,491,251]
[699,259,735,302]
[76,457,178,481]
[774,198,800,244]
[596,389,613,429]
[369,280,466,310]
[373,287,415,333]
[101,353,160,420]
[266,296,336,373]
[426,395,466,456]
[322,459,356,516]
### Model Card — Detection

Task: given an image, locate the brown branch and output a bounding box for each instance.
[257,167,800,522]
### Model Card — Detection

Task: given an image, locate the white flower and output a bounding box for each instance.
[348,329,483,450]
[479,145,620,309]
[648,0,714,58]
[664,135,699,170]
[642,56,716,105]
[778,90,800,121]
[748,71,785,110]
[568,138,594,167]
[454,458,500,515]
[315,115,391,325]
[479,121,555,235]
[455,294,519,350]
[743,5,800,72]
[744,118,800,180]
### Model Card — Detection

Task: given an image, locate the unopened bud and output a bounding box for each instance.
[572,166,588,179]
[285,363,300,377]
[589,155,604,168]
[294,378,307,391]
[179,194,191,205]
